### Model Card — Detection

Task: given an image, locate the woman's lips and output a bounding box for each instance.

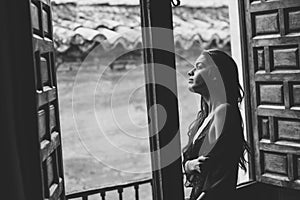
[188,79,193,83]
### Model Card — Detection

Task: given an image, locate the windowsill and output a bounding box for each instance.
[236,180,257,190]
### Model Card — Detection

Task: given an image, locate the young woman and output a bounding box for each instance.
[182,49,250,200]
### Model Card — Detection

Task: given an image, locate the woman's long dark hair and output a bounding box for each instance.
[183,49,251,171]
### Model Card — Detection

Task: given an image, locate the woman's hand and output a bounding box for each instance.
[185,156,209,173]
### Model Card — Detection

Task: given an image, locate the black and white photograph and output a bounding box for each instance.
[2,0,300,199]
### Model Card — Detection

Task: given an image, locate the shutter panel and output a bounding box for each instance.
[30,0,66,199]
[242,0,300,190]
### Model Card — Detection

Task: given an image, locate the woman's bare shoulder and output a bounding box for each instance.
[212,103,237,137]
[214,103,233,119]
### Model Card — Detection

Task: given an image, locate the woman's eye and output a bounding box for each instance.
[196,64,203,70]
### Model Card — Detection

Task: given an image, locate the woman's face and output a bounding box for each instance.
[188,54,212,94]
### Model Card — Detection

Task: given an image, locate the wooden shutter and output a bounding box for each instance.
[30,0,66,199]
[241,0,300,190]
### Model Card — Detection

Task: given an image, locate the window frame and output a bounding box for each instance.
[237,0,256,182]
[140,0,185,199]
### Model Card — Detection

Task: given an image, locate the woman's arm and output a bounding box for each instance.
[182,145,208,175]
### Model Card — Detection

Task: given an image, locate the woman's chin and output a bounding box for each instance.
[188,86,198,93]
[188,86,204,95]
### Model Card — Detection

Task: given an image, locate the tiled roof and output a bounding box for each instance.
[52,0,228,7]
[52,3,230,57]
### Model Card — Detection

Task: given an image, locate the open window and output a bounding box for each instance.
[3,0,300,200]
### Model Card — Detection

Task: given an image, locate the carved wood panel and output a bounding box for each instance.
[244,0,300,190]
[30,0,65,199]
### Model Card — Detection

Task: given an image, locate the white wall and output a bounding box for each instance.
[228,0,250,183]
[228,0,244,95]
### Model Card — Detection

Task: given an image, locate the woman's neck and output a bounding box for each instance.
[202,95,226,115]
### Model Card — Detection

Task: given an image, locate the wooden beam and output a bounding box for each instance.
[139,0,185,200]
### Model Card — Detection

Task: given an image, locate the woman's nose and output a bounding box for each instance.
[188,68,194,76]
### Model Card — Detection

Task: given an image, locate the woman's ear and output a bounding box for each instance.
[208,66,217,81]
